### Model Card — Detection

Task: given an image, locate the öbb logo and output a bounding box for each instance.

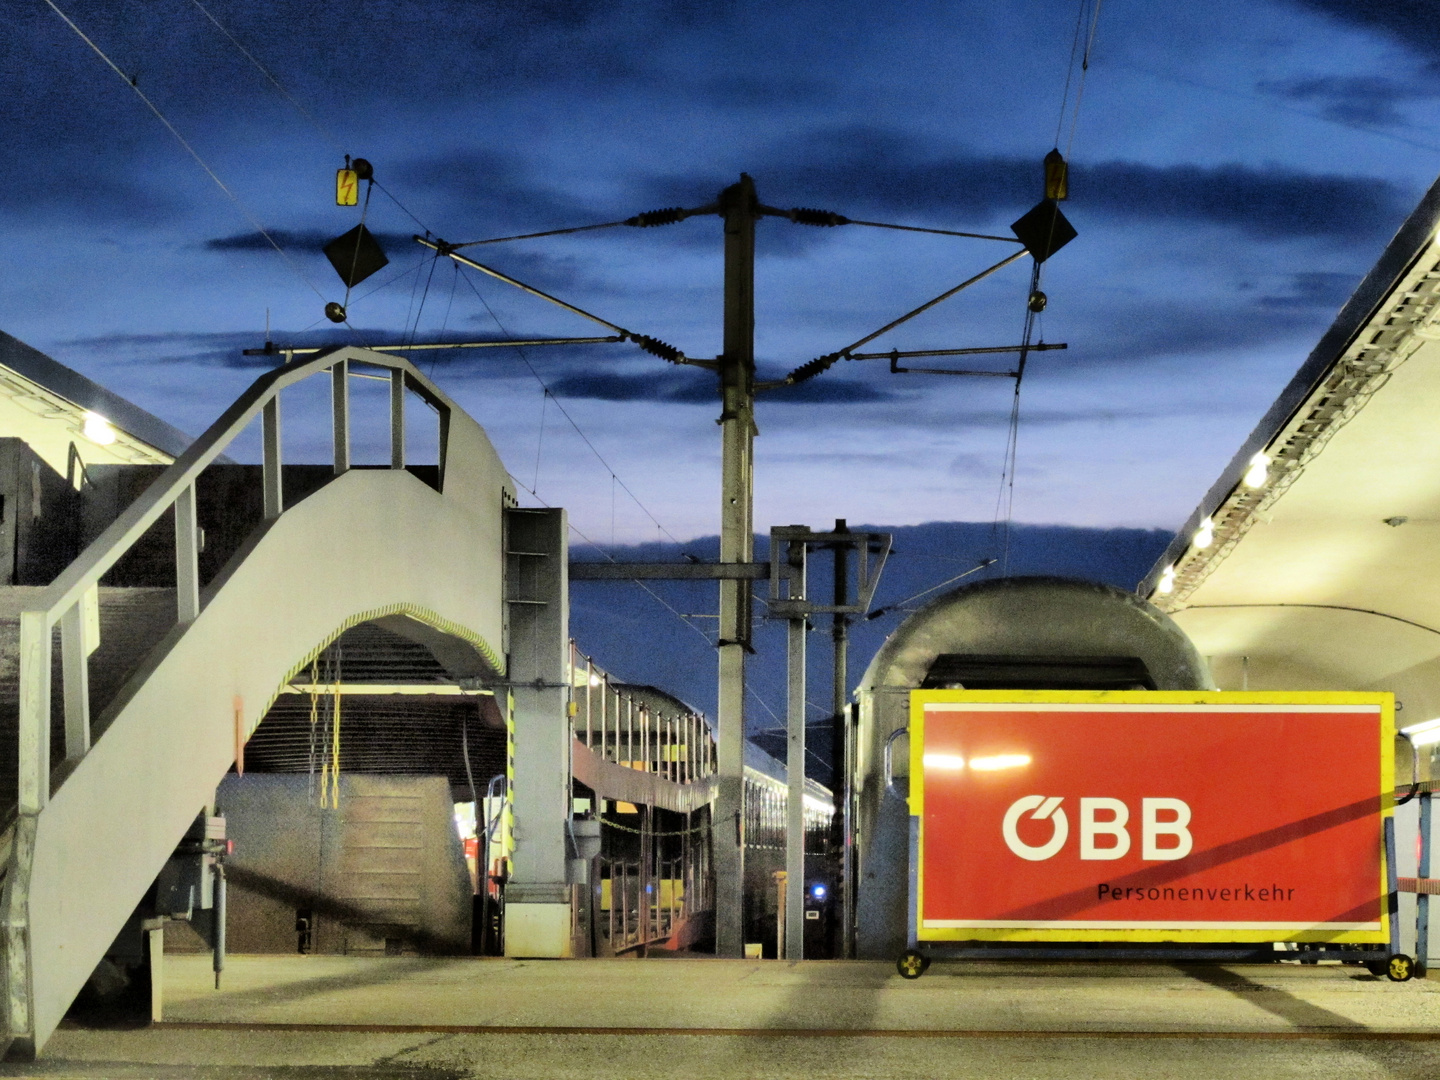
[1001,796,1193,862]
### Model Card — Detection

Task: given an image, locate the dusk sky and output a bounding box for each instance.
[5,0,1440,551]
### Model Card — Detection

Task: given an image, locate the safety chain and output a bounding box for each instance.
[599,815,711,837]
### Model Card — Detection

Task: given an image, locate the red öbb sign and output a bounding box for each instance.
[910,693,1392,942]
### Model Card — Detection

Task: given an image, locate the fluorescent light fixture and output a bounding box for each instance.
[1157,565,1176,595]
[922,753,967,771]
[1402,717,1440,748]
[1193,517,1214,550]
[82,411,116,446]
[1243,452,1271,489]
[968,753,1032,771]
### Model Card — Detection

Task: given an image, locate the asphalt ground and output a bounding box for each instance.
[7,956,1440,1078]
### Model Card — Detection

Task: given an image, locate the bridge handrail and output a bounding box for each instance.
[16,346,453,814]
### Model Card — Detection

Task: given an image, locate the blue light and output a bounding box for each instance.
[811,884,827,901]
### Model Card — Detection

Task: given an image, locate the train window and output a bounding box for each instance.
[921,654,1156,691]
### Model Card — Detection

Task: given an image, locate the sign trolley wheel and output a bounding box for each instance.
[1384,953,1415,982]
[897,949,929,979]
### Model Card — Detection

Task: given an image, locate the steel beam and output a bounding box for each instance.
[261,397,282,520]
[504,507,573,956]
[331,359,349,475]
[390,368,405,469]
[174,484,200,624]
[60,602,89,761]
[568,561,767,581]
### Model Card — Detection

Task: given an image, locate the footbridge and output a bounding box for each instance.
[0,347,545,1055]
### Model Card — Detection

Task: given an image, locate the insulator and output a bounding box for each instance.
[631,334,684,364]
[789,207,849,227]
[786,352,841,385]
[351,157,374,182]
[1028,290,1048,313]
[324,301,347,323]
[625,207,688,228]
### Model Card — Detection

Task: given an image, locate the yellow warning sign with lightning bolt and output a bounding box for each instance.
[336,168,358,207]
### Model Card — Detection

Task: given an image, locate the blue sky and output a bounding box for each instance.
[4,0,1440,548]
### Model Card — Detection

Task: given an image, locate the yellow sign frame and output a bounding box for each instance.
[908,689,1394,944]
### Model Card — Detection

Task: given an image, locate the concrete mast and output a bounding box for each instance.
[714,174,758,958]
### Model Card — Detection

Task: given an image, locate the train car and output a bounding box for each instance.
[852,575,1214,960]
[567,647,835,957]
[741,742,836,958]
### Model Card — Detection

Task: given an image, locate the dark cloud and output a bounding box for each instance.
[61,327,530,369]
[546,369,897,404]
[1257,75,1434,127]
[62,329,273,369]
[0,0,732,226]
[393,149,605,236]
[203,229,414,252]
[1286,1,1440,61]
[1255,270,1360,310]
[644,127,1410,242]
[699,73,833,108]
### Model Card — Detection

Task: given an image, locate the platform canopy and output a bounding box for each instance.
[0,330,193,477]
[1139,171,1440,722]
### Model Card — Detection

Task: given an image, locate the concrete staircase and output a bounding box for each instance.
[0,348,511,1057]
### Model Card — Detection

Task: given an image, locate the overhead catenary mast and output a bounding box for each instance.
[714,174,759,958]
[278,163,1072,959]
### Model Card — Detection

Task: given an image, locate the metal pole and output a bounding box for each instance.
[390,367,406,469]
[175,484,201,625]
[261,397,282,520]
[831,520,852,958]
[60,601,90,762]
[213,864,226,990]
[785,538,807,960]
[331,358,350,475]
[715,173,758,958]
[1419,791,1432,976]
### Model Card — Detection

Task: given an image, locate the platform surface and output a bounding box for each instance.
[12,955,1440,1078]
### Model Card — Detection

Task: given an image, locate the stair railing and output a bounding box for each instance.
[15,346,451,814]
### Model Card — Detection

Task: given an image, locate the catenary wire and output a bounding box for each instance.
[186,0,346,154]
[454,268,690,549]
[845,220,1023,243]
[42,0,327,302]
[451,221,632,248]
[1065,0,1104,159]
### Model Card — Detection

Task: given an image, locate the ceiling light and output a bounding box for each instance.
[1157,565,1176,595]
[922,753,966,771]
[968,753,1031,771]
[1402,717,1440,748]
[1243,452,1271,489]
[82,411,116,446]
[1193,517,1214,550]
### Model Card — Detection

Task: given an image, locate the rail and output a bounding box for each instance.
[15,347,451,814]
